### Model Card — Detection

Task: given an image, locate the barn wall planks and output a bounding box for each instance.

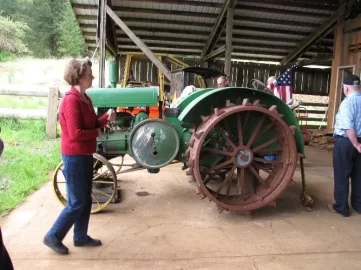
[119,56,331,96]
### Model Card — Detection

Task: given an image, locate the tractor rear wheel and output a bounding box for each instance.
[187,99,298,214]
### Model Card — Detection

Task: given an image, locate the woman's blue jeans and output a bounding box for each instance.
[46,154,93,243]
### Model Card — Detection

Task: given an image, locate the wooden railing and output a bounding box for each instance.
[294,101,328,130]
[0,86,65,139]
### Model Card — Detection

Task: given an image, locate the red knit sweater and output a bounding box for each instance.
[59,86,108,155]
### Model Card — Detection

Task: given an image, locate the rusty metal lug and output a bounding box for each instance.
[226,100,235,107]
[200,194,207,200]
[194,130,204,139]
[242,98,251,105]
[217,206,225,213]
[269,105,278,112]
[188,138,195,148]
[200,115,211,122]
[214,108,225,116]
[268,201,277,208]
[289,125,296,135]
[188,158,194,167]
[253,100,261,106]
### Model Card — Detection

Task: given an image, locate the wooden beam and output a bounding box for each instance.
[236,3,331,18]
[203,45,226,61]
[224,4,234,77]
[234,15,319,29]
[236,0,337,11]
[99,0,106,88]
[74,4,216,19]
[202,0,230,58]
[107,0,118,55]
[73,1,223,9]
[106,5,171,80]
[280,2,347,66]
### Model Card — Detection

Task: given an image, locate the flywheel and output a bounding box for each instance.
[187,98,298,214]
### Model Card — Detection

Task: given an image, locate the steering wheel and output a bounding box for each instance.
[251,79,269,92]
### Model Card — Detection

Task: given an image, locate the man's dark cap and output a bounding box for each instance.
[343,74,361,85]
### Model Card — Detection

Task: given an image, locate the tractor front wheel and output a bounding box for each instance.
[52,153,117,214]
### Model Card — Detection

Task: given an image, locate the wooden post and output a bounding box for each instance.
[99,0,107,88]
[46,86,59,139]
[224,6,234,77]
[327,21,345,129]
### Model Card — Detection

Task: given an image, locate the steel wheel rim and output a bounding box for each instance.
[52,153,117,214]
[189,100,298,212]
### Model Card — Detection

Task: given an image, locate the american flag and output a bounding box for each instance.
[268,64,297,103]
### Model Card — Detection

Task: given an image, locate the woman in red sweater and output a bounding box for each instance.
[43,59,115,255]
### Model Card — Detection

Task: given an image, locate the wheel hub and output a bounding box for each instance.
[235,149,253,167]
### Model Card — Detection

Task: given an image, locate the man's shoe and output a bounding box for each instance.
[43,236,69,255]
[74,236,102,247]
[327,204,349,217]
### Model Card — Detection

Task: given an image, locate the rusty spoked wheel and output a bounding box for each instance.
[187,99,298,214]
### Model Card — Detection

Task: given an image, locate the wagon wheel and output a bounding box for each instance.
[187,99,298,214]
[53,153,117,214]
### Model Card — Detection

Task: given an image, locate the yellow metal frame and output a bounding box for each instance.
[120,52,206,99]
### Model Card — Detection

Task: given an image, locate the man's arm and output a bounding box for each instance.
[346,129,360,147]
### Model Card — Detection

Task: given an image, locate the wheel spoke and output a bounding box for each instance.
[222,118,232,137]
[215,126,236,149]
[254,157,282,164]
[215,166,236,196]
[243,111,250,130]
[249,165,266,185]
[262,122,275,133]
[93,160,99,169]
[237,113,244,146]
[252,162,275,176]
[246,115,266,148]
[209,159,233,173]
[252,136,282,153]
[202,147,233,156]
[92,188,113,198]
[208,136,230,150]
[255,147,283,154]
[92,180,114,184]
[93,169,110,181]
[91,191,101,208]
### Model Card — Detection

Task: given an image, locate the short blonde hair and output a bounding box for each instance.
[64,58,92,85]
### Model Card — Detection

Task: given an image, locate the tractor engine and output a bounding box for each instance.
[95,111,148,159]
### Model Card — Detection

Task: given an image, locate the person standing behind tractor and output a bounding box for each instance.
[329,74,361,217]
[217,75,230,87]
[43,59,116,255]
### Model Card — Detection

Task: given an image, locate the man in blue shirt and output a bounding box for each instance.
[329,74,361,217]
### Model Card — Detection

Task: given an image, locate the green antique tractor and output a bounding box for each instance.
[53,66,313,215]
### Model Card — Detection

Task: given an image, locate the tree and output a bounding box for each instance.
[56,1,85,58]
[0,13,29,54]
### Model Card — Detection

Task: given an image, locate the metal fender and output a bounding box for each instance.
[178,87,305,155]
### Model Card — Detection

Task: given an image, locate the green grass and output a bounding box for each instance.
[0,95,48,109]
[0,118,60,216]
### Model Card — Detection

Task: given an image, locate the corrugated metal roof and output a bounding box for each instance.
[70,0,338,64]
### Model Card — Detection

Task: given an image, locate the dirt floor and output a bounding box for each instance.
[2,146,361,270]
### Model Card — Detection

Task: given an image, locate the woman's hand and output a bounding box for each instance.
[107,109,116,122]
